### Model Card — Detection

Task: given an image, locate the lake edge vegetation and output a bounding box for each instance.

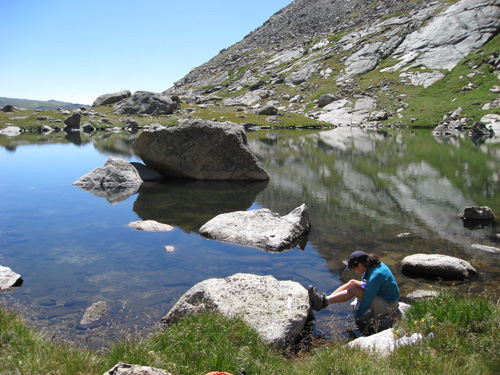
[1,291,499,375]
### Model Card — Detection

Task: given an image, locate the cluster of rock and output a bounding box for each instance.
[92,89,180,117]
[166,0,500,130]
[73,120,271,203]
[431,48,500,143]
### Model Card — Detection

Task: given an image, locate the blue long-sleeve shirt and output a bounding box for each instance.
[355,262,400,319]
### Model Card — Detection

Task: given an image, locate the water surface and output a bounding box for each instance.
[1,128,499,347]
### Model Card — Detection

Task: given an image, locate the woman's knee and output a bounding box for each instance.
[347,284,366,299]
[346,279,363,288]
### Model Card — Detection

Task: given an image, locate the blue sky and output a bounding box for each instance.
[0,0,292,105]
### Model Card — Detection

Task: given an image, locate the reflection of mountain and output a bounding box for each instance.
[133,179,269,233]
[247,128,500,272]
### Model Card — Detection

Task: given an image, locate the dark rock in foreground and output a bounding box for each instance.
[131,119,270,181]
[199,204,311,252]
[162,273,311,349]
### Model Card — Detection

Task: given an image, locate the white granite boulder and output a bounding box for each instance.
[161,273,311,349]
[199,204,311,252]
[0,265,23,291]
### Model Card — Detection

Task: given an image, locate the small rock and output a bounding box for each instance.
[0,265,23,290]
[0,126,21,136]
[103,362,172,375]
[257,105,278,116]
[128,220,174,232]
[80,301,108,325]
[459,206,495,221]
[471,244,500,253]
[406,289,440,302]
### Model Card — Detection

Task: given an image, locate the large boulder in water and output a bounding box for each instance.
[401,253,477,281]
[113,91,179,115]
[131,119,270,180]
[199,204,311,252]
[72,157,162,204]
[162,273,311,349]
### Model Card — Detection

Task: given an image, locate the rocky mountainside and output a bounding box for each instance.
[167,0,500,129]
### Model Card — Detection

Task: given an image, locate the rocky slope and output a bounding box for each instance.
[167,0,500,129]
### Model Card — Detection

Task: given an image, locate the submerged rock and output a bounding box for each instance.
[199,204,311,252]
[162,273,311,349]
[128,220,174,232]
[80,301,108,325]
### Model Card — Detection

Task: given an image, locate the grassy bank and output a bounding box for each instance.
[1,291,499,375]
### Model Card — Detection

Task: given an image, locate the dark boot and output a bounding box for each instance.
[308,285,329,311]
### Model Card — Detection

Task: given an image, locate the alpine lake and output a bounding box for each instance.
[1,126,499,349]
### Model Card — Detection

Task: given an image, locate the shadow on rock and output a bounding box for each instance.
[133,178,269,233]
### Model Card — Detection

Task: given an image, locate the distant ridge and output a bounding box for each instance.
[0,97,88,111]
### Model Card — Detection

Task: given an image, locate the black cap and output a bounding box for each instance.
[343,251,368,271]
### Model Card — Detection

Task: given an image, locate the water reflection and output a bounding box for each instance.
[248,127,500,294]
[0,127,499,348]
[133,179,269,233]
